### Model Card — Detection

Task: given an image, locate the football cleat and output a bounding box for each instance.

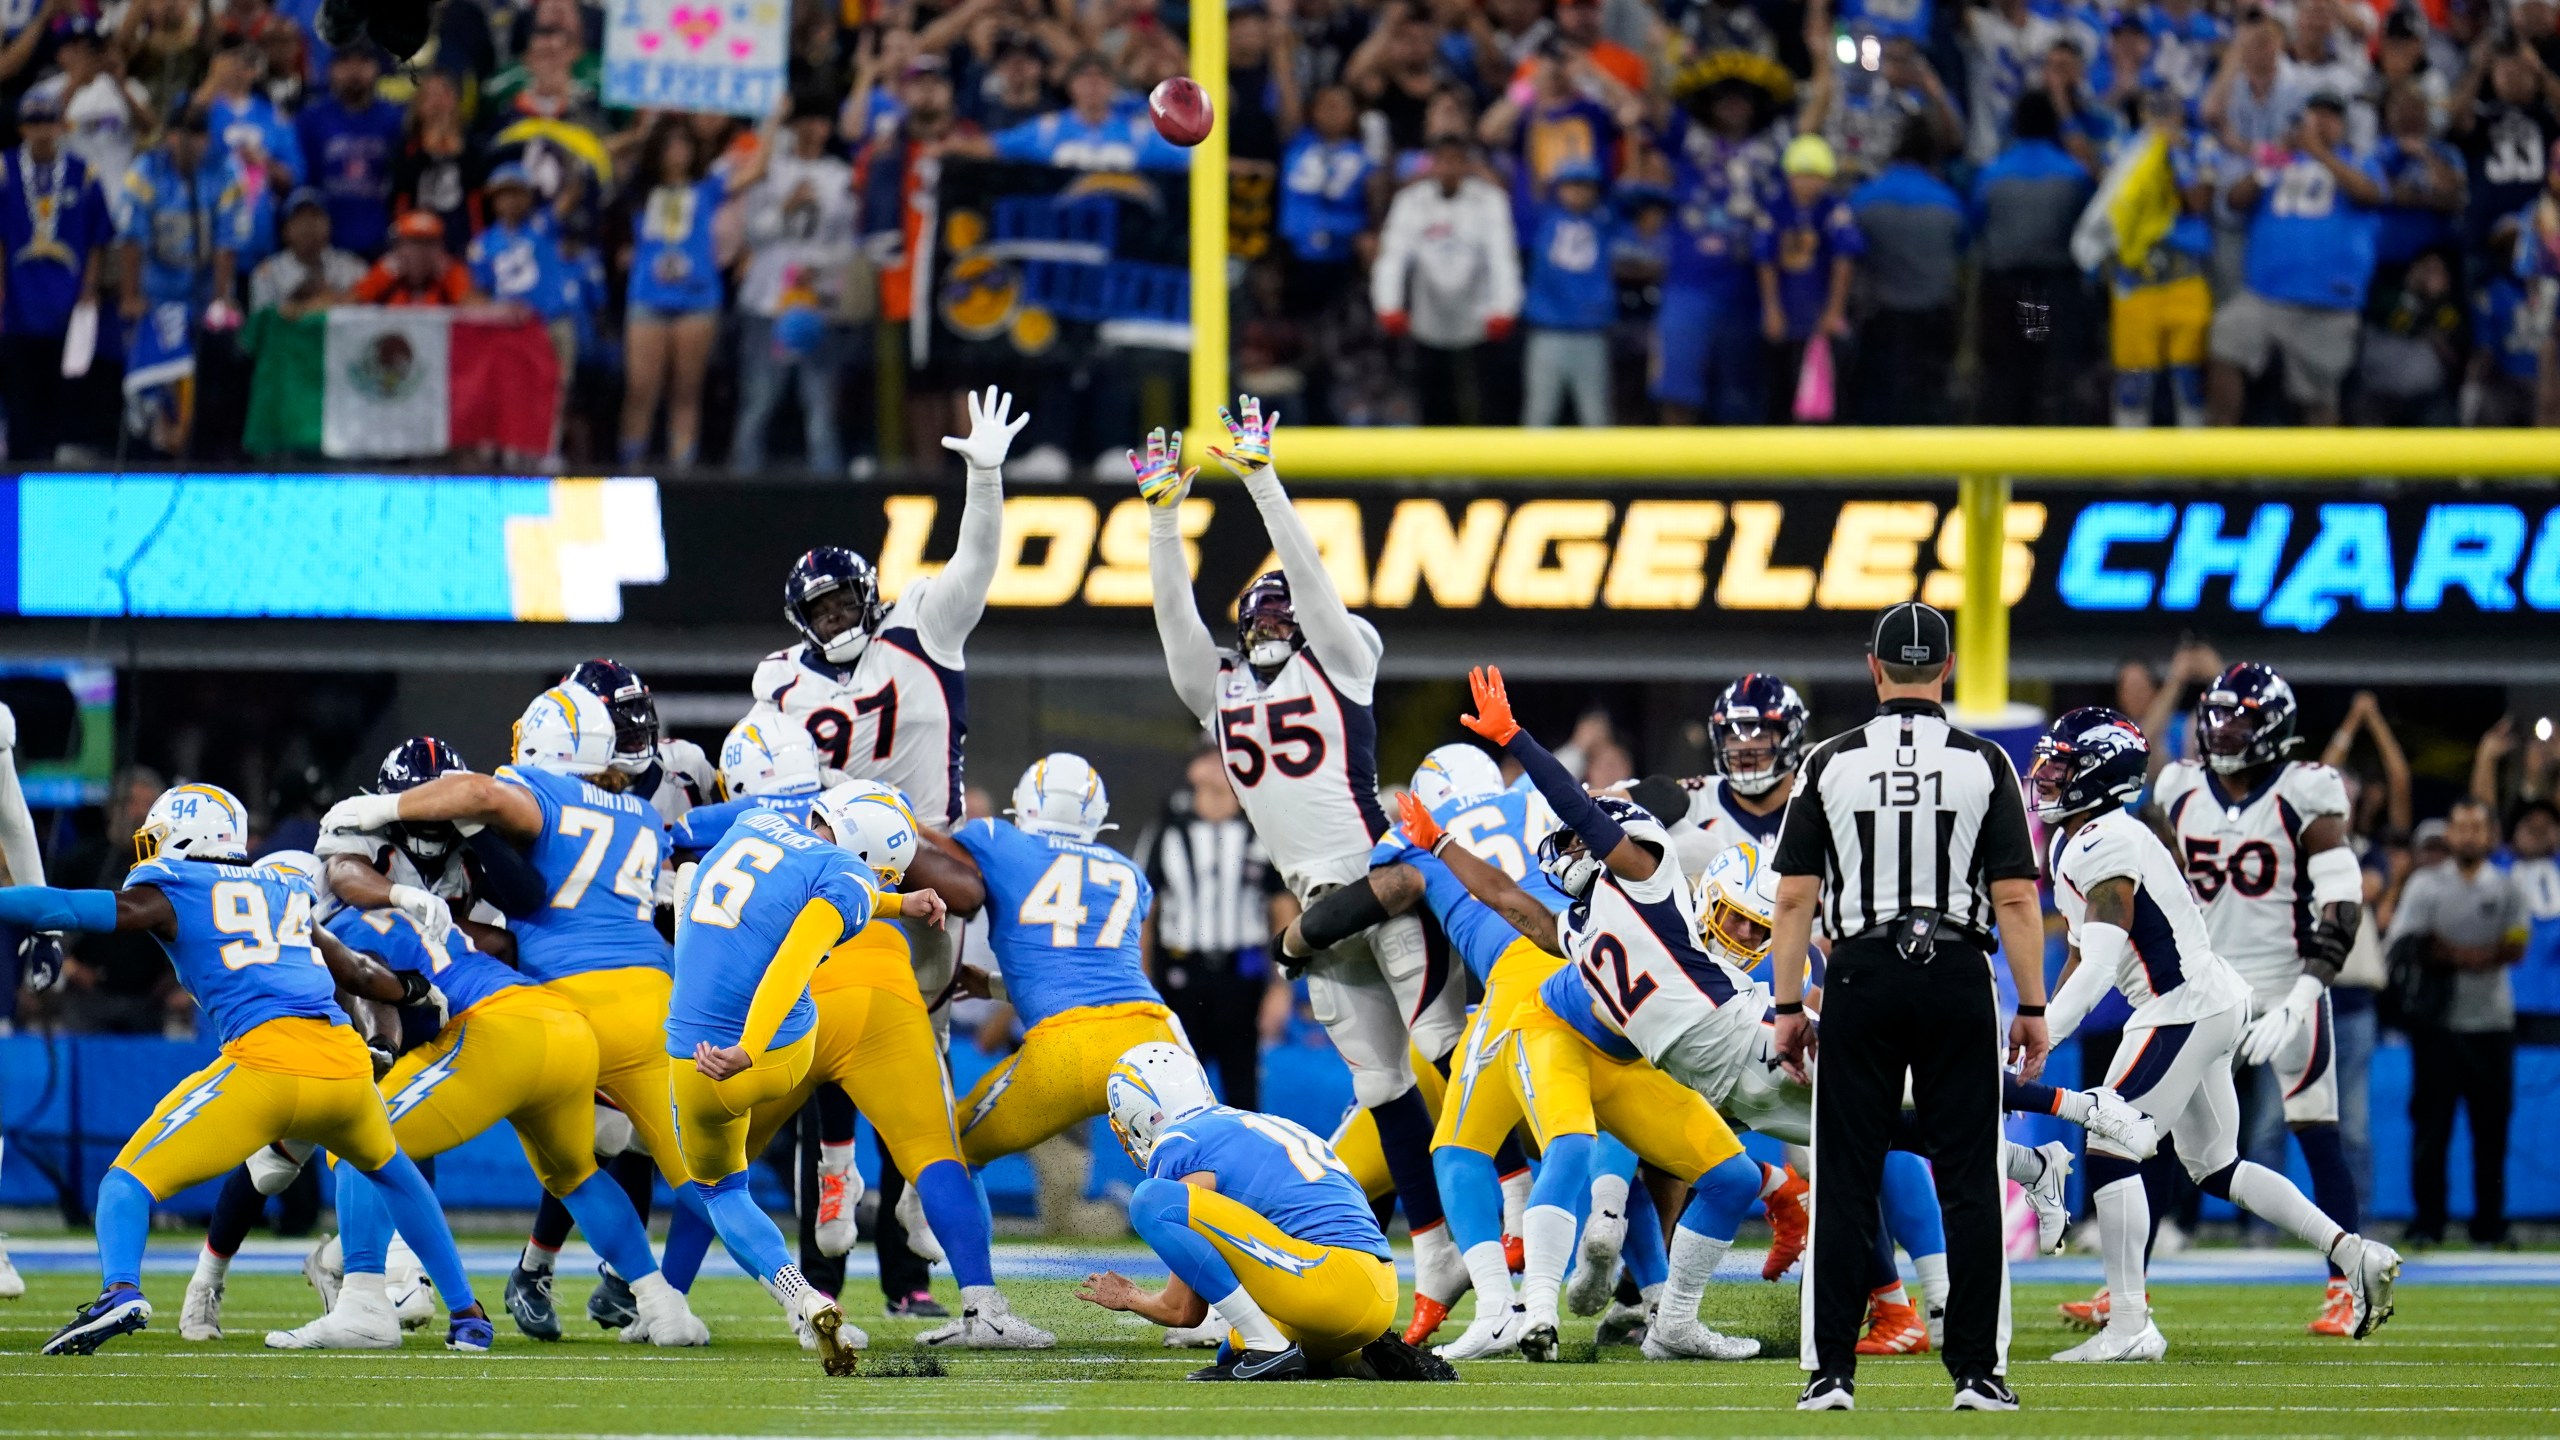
[1518,1312,1561,1363]
[1596,1299,1653,1347]
[885,1290,949,1320]
[1796,1375,1856,1411]
[179,1277,225,1341]
[447,1314,495,1352]
[1640,1316,1762,1361]
[2057,1286,2114,1332]
[0,1239,22,1300]
[918,1294,1055,1349]
[303,1236,343,1312]
[1188,1343,1308,1381]
[895,1180,946,1265]
[2342,1236,2401,1339]
[1762,1165,1810,1279]
[2083,1087,2160,1160]
[2309,1279,2356,1337]
[1566,1207,1626,1316]
[1163,1321,1224,1348]
[504,1263,562,1341]
[815,1170,858,1258]
[1402,1293,1452,1346]
[2023,1141,2074,1254]
[1503,1233,1526,1274]
[266,1290,401,1351]
[802,1294,860,1376]
[385,1241,436,1330]
[588,1267,638,1330]
[1855,1298,1930,1355]
[1353,1331,1460,1381]
[1952,1376,2021,1411]
[1434,1304,1527,1360]
[42,1289,151,1355]
[2052,1321,2167,1363]
[624,1275,710,1347]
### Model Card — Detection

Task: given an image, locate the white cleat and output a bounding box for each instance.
[919,1292,1056,1349]
[0,1239,22,1301]
[265,1290,402,1350]
[1434,1304,1528,1360]
[179,1276,225,1341]
[2083,1088,2160,1160]
[1596,1299,1653,1347]
[894,1182,946,1265]
[799,1292,860,1376]
[2052,1320,2168,1362]
[1565,1208,1627,1316]
[1517,1303,1561,1363]
[2024,1140,2075,1254]
[1162,1321,1224,1348]
[815,1166,862,1259]
[624,1274,711,1347]
[2343,1236,2401,1339]
[386,1240,436,1331]
[1640,1316,1762,1361]
[303,1235,343,1312]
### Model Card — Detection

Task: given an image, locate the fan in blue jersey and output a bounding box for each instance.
[1075,1043,1455,1382]
[0,783,491,1355]
[666,783,948,1374]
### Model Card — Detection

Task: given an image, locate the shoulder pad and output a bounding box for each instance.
[2280,762,2350,820]
[2060,813,2145,887]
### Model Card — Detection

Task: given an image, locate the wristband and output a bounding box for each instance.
[1773,1001,1804,1016]
[2015,1004,2046,1017]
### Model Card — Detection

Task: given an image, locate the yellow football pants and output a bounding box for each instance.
[544,965,692,1188]
[1433,938,1568,1158]
[2111,275,2211,372]
[1495,1007,1743,1183]
[670,1033,817,1183]
[1183,1185,1398,1363]
[956,1001,1183,1166]
[377,987,605,1196]
[115,1018,392,1200]
[746,977,963,1177]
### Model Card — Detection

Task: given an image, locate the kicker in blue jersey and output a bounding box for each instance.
[1147,1107,1391,1260]
[668,808,881,1056]
[669,792,819,856]
[951,817,1161,1030]
[494,765,671,981]
[123,858,345,1046]
[1370,785,1570,984]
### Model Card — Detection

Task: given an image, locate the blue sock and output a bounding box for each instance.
[1679,1152,1761,1242]
[2293,1124,2357,1279]
[2140,1144,2183,1266]
[695,1171,794,1286]
[2003,1073,2064,1116]
[1591,1133,1640,1189]
[96,1167,154,1292]
[660,1185,715,1293]
[1620,1174,1667,1290]
[560,1171,661,1283]
[1527,1132,1595,1229]
[915,1159,993,1289]
[362,1152,478,1312]
[1880,1149,1946,1261]
[1368,1087,1445,1234]
[337,1160,391,1275]
[1127,1177,1245,1300]
[204,1166,269,1258]
[1432,1146,1505,1252]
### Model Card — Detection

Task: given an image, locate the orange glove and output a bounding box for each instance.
[1460,665,1520,746]
[1379,310,1410,339]
[1396,789,1445,853]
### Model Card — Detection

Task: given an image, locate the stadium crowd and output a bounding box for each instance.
[2,0,2558,471]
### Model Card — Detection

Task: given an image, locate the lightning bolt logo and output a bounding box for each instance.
[140,1065,234,1155]
[964,1067,1014,1135]
[1200,1221,1319,1276]
[386,1029,466,1121]
[1454,1026,1505,1120]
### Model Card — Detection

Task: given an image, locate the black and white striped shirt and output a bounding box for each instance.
[1138,808,1282,959]
[1771,699,2040,940]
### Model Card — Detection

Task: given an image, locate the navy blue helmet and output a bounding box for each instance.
[375,736,471,868]
[786,547,886,665]
[564,658,658,770]
[1709,673,1809,797]
[2029,706,2149,824]
[2196,662,2298,776]
[1238,570,1299,670]
[1536,795,1669,899]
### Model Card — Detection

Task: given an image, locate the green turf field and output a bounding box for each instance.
[3,1271,2552,1437]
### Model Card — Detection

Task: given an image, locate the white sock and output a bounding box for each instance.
[2094,1176,2151,1332]
[630,1272,675,1303]
[193,1245,232,1287]
[1783,1142,1813,1178]
[520,1242,557,1274]
[339,1271,389,1314]
[818,1141,855,1177]
[1872,1278,1910,1309]
[1912,1252,1949,1318]
[1638,1280,1663,1310]
[1501,1169,1532,1237]
[1461,1240,1516,1313]
[1756,1161,1787,1199]
[1412,1221,1466,1302]
[1519,1205,1577,1319]
[2002,1139,2046,1185]
[1585,1170,1629,1235]
[2225,1160,2344,1255]
[961,1283,1001,1314]
[2053,1089,2094,1125]
[1207,1283,1290,1352]
[1660,1226,1731,1327]
[772,1264,815,1306]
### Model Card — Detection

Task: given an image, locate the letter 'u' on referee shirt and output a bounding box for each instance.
[1769,701,2042,940]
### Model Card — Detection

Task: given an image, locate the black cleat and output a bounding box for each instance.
[1518,1317,1560,1362]
[504,1264,561,1341]
[885,1291,949,1319]
[1797,1375,1856,1411]
[43,1290,152,1355]
[587,1267,637,1329]
[1188,1343,1308,1381]
[1352,1331,1459,1381]
[1951,1376,2021,1412]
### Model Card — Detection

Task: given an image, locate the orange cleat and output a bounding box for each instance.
[1503,1235,1525,1274]
[2308,1280,2356,1337]
[1403,1293,1451,1347]
[2057,1287,2140,1332]
[1761,1167,1809,1281]
[1855,1297,1931,1355]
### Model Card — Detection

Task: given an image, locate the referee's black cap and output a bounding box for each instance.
[1872,601,1951,668]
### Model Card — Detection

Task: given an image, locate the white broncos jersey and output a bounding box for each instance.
[754,584,968,829]
[1556,852,1763,1106]
[1213,646,1386,897]
[2048,806,2249,1029]
[2151,758,2349,1002]
[1666,775,1789,878]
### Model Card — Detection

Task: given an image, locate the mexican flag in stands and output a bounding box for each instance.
[242,307,560,459]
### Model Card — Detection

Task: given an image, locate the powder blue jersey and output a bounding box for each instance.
[325,905,522,1019]
[1278,133,1373,263]
[2242,149,2387,312]
[125,856,344,1047]
[1369,786,1570,984]
[1147,1106,1391,1258]
[952,818,1161,1030]
[667,808,879,1055]
[494,765,670,982]
[668,791,819,856]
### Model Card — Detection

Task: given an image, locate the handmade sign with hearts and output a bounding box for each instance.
[603,0,786,116]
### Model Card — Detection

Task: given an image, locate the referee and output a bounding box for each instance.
[1767,601,2053,1414]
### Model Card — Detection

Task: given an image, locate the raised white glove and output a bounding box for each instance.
[321,793,404,836]
[388,883,453,947]
[2239,974,2323,1066]
[938,384,1030,472]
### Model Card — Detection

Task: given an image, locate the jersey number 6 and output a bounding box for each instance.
[1218,697,1326,789]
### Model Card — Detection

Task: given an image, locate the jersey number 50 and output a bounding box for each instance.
[1219,698,1326,789]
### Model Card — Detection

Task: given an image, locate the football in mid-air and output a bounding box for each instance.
[1149,76,1214,147]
